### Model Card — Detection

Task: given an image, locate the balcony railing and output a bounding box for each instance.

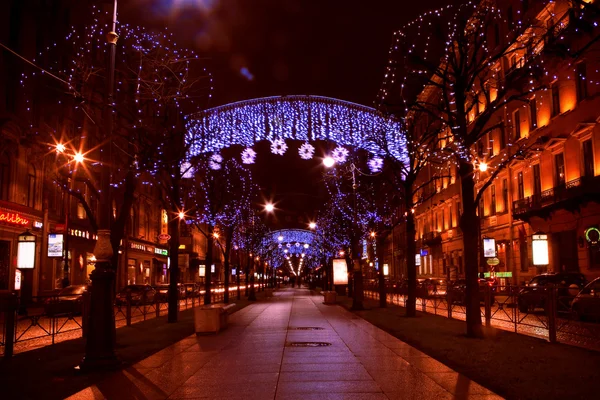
[513,175,599,218]
[422,231,442,245]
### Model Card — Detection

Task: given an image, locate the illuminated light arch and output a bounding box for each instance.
[185,95,407,162]
[262,229,320,272]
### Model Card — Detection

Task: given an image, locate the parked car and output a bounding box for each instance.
[115,285,157,306]
[44,284,87,316]
[183,283,201,298]
[417,278,447,298]
[447,279,496,305]
[571,277,600,322]
[518,272,587,313]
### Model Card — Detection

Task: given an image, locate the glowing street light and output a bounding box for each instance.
[370,231,376,238]
[264,203,274,212]
[213,232,219,239]
[308,222,316,229]
[56,143,66,153]
[178,211,185,220]
[323,156,335,168]
[479,162,488,172]
[73,152,85,164]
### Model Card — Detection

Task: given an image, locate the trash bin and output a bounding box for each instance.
[323,291,337,305]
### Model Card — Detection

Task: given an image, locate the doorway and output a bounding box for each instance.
[552,230,579,272]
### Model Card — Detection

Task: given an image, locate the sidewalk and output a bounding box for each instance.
[337,295,600,400]
[65,288,501,400]
[0,292,263,400]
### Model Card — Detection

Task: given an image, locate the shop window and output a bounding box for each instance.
[127,259,137,285]
[576,63,588,102]
[583,139,594,178]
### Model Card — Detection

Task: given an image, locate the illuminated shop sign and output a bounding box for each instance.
[0,211,30,226]
[333,259,348,285]
[154,248,168,256]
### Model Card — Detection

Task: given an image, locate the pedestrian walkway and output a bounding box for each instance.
[68,288,502,399]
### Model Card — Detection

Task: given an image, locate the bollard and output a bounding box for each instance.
[156,295,160,318]
[82,290,91,337]
[447,292,453,319]
[126,292,132,326]
[484,285,492,328]
[546,285,557,343]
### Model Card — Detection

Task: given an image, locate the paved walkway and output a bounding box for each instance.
[68,289,502,399]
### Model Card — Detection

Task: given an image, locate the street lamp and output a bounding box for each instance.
[323,156,335,168]
[308,222,316,230]
[264,203,274,212]
[80,0,119,370]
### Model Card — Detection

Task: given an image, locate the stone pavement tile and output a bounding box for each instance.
[424,372,497,397]
[401,357,455,374]
[280,362,370,373]
[357,356,412,371]
[389,346,430,358]
[350,347,399,358]
[184,371,279,385]
[281,354,359,364]
[204,352,283,367]
[168,380,277,399]
[275,380,383,395]
[370,368,448,393]
[279,369,373,382]
[276,393,389,400]
[383,389,454,400]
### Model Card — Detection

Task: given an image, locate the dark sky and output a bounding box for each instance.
[125,0,452,228]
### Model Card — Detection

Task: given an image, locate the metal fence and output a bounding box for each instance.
[0,283,257,358]
[363,283,600,351]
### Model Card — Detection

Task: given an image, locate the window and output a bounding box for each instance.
[554,153,566,187]
[27,164,36,208]
[583,139,594,178]
[551,83,561,117]
[499,126,506,150]
[441,209,445,231]
[513,110,521,139]
[576,63,588,102]
[529,99,537,131]
[477,138,485,157]
[0,156,10,200]
[478,197,485,218]
[517,172,524,200]
[489,133,495,157]
[490,185,497,216]
[449,203,454,228]
[502,179,509,212]
[533,164,542,197]
[130,207,137,236]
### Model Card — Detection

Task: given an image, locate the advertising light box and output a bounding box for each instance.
[333,258,348,285]
[483,238,496,258]
[48,234,64,257]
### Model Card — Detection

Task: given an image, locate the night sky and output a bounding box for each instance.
[125,0,453,228]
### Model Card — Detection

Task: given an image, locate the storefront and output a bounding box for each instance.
[0,206,43,300]
[122,239,168,287]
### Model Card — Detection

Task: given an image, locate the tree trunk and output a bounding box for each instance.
[204,226,214,305]
[405,196,417,317]
[345,253,353,297]
[376,234,387,308]
[223,229,233,304]
[167,212,180,323]
[351,236,364,310]
[459,161,484,337]
[245,251,250,296]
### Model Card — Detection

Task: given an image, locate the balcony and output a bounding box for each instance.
[513,175,600,221]
[422,231,442,246]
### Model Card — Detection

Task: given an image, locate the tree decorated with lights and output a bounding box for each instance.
[378,0,600,336]
[187,158,256,304]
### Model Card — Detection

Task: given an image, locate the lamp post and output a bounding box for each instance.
[80,0,118,370]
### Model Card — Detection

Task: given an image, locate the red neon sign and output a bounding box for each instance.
[0,211,30,226]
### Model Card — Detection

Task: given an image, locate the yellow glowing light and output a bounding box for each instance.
[264,203,274,212]
[479,162,488,172]
[73,152,85,163]
[56,143,66,153]
[370,231,376,238]
[308,222,316,229]
[323,156,335,168]
[178,211,185,220]
[213,232,219,239]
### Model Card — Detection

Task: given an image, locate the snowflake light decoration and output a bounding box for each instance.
[270,138,288,156]
[209,154,223,170]
[332,146,349,164]
[368,157,384,173]
[241,148,256,164]
[298,142,315,160]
